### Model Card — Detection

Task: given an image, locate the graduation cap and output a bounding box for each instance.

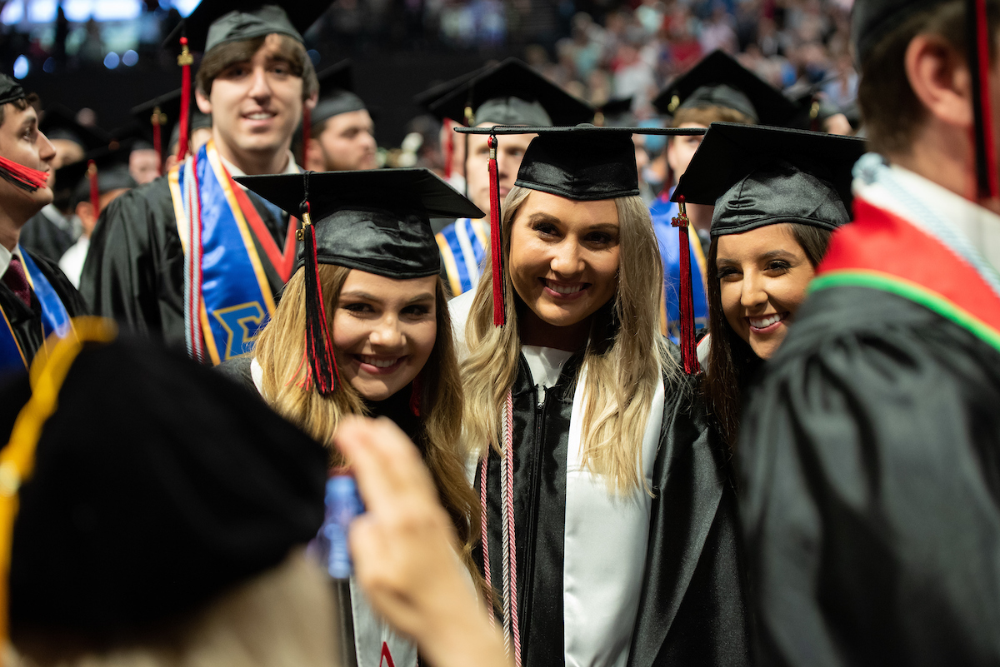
[594,96,634,127]
[164,1,329,54]
[672,122,866,236]
[0,321,327,639]
[235,168,482,395]
[311,60,366,127]
[129,89,212,170]
[413,66,488,113]
[428,58,594,127]
[0,77,50,193]
[55,141,137,213]
[39,105,111,153]
[454,124,706,343]
[652,50,798,126]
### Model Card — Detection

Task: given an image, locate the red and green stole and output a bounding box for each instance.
[812,197,1000,352]
[168,140,297,365]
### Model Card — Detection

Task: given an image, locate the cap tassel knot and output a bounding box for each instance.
[87,159,99,217]
[177,35,193,162]
[672,196,700,375]
[488,133,505,327]
[300,173,340,395]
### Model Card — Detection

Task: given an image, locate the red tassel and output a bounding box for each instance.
[301,105,311,167]
[302,201,341,394]
[151,105,163,176]
[970,0,999,200]
[672,196,700,375]
[409,374,422,416]
[443,119,453,179]
[87,159,99,216]
[0,155,48,192]
[488,134,505,327]
[177,36,193,162]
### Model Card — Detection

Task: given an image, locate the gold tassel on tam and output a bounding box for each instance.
[0,317,116,658]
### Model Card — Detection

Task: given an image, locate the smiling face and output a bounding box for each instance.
[716,223,817,360]
[0,101,55,225]
[331,270,438,402]
[508,190,620,347]
[196,34,306,169]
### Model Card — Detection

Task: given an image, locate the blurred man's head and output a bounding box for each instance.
[666,105,753,184]
[307,108,377,172]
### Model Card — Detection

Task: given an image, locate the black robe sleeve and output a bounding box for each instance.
[628,363,750,666]
[738,286,1000,665]
[19,211,75,264]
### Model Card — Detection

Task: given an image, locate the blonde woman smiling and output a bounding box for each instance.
[450,125,748,666]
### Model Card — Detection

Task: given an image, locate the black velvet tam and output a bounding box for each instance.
[312,60,367,126]
[428,58,594,127]
[165,1,328,53]
[852,0,946,65]
[652,50,798,126]
[39,105,111,153]
[456,124,706,201]
[235,168,484,278]
[5,337,327,632]
[671,122,866,237]
[0,75,24,107]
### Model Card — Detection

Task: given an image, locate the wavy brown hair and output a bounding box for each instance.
[703,223,833,452]
[254,265,483,592]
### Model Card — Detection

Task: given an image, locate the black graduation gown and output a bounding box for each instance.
[19,209,75,264]
[474,351,749,666]
[79,175,289,352]
[739,285,1000,665]
[0,250,88,367]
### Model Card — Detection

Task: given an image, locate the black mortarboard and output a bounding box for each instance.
[852,0,944,65]
[39,105,110,153]
[3,331,327,633]
[311,60,367,128]
[55,142,137,208]
[237,168,482,278]
[414,66,487,113]
[428,58,594,127]
[595,96,635,127]
[672,123,866,237]
[235,168,482,395]
[652,50,798,126]
[165,1,329,53]
[0,75,25,107]
[457,124,706,200]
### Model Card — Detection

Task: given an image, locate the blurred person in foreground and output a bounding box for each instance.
[0,321,506,666]
[304,60,378,173]
[739,0,1000,663]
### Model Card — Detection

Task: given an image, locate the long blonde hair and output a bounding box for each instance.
[462,186,676,494]
[254,265,483,587]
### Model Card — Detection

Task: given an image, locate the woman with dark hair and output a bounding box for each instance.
[673,123,866,451]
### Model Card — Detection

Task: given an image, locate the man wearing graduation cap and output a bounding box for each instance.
[55,143,137,287]
[428,58,594,297]
[80,0,325,365]
[649,49,798,343]
[0,75,87,377]
[739,0,1000,663]
[19,105,110,263]
[304,60,377,173]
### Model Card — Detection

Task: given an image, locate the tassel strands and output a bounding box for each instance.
[488,133,506,326]
[672,196,701,375]
[87,159,99,217]
[177,36,194,162]
[151,105,164,176]
[0,155,48,193]
[299,173,340,395]
[968,0,999,200]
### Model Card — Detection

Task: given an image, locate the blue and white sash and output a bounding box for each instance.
[169,141,277,365]
[0,250,71,374]
[436,217,489,297]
